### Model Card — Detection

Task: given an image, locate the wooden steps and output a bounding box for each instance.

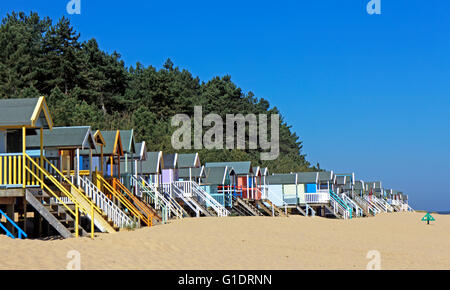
[261,199,288,217]
[324,204,342,219]
[295,205,308,216]
[256,200,273,216]
[233,197,264,216]
[69,186,116,233]
[26,189,88,238]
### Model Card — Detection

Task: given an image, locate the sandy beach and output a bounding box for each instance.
[0,212,448,270]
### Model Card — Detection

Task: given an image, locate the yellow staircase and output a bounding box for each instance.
[113,178,161,223]
[96,174,154,227]
[25,154,116,235]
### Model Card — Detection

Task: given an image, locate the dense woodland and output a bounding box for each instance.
[0,12,319,173]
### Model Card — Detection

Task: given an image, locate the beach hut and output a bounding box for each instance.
[119,130,137,176]
[333,173,355,194]
[177,153,202,182]
[98,130,124,179]
[117,130,137,190]
[121,141,147,194]
[365,181,383,198]
[178,166,205,184]
[351,180,365,196]
[26,126,97,185]
[252,166,264,199]
[295,172,335,216]
[0,97,119,238]
[0,97,52,238]
[266,173,297,206]
[162,153,178,183]
[202,166,233,207]
[86,130,107,174]
[205,161,257,199]
[295,172,319,200]
[140,151,164,186]
[92,132,159,226]
[317,171,334,192]
[260,167,269,188]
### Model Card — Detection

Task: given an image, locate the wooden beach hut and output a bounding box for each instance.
[140,151,164,186]
[365,181,383,198]
[98,130,124,179]
[266,173,297,206]
[295,172,319,202]
[0,97,52,238]
[317,171,334,192]
[0,97,117,238]
[202,166,233,208]
[162,153,178,183]
[120,141,147,194]
[177,153,202,183]
[333,173,355,194]
[26,126,97,185]
[205,161,257,199]
[119,130,137,177]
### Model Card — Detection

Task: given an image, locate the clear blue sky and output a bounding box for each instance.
[1,1,449,211]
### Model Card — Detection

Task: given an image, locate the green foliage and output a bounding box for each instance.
[0,11,318,173]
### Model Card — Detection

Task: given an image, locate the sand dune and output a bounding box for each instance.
[0,212,449,270]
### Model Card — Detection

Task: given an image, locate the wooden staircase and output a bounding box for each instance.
[26,189,87,238]
[255,200,273,216]
[161,183,211,217]
[68,183,116,233]
[79,188,119,231]
[233,197,264,216]
[324,204,342,219]
[352,195,374,217]
[295,205,307,216]
[184,195,213,217]
[113,178,162,223]
[261,199,288,217]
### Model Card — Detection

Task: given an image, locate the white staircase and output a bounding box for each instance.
[341,193,364,217]
[404,202,414,212]
[174,181,230,217]
[329,190,352,219]
[133,176,185,220]
[353,194,377,215]
[161,182,207,217]
[371,196,394,212]
[364,195,383,214]
[79,176,136,229]
[396,200,415,212]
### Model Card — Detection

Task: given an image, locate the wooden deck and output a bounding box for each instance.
[0,188,24,198]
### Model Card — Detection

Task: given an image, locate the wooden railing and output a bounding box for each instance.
[0,153,40,186]
[23,154,94,238]
[96,174,150,227]
[80,176,136,229]
[303,191,330,204]
[0,208,27,239]
[114,178,159,223]
[174,181,230,217]
[62,170,90,176]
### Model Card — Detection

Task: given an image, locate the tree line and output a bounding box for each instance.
[0,11,319,173]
